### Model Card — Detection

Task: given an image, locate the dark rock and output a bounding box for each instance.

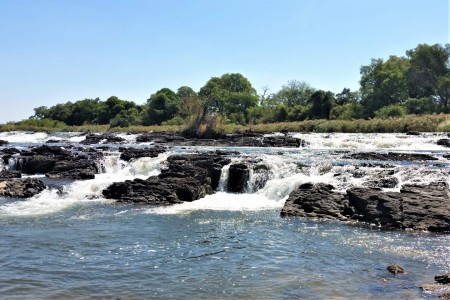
[281,182,450,232]
[435,274,450,284]
[119,146,166,161]
[368,176,399,189]
[227,163,249,193]
[251,164,271,191]
[103,152,231,205]
[347,183,450,231]
[0,178,46,198]
[0,170,21,179]
[345,152,438,161]
[46,159,98,180]
[11,145,102,180]
[406,131,420,136]
[135,131,307,148]
[45,139,65,143]
[0,140,8,146]
[387,264,404,274]
[81,133,126,145]
[281,183,349,221]
[260,135,306,147]
[438,139,450,148]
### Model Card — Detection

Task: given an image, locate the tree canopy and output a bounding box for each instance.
[27,43,450,128]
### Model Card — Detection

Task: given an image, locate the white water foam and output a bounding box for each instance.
[149,192,283,214]
[0,153,170,217]
[0,131,50,143]
[291,132,448,151]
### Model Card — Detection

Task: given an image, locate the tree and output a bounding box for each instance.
[275,80,315,106]
[335,88,359,105]
[198,73,257,123]
[360,56,410,117]
[407,44,450,97]
[142,88,180,125]
[308,90,335,119]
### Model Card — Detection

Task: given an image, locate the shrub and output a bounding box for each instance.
[375,105,407,119]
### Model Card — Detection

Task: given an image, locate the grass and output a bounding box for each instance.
[1,114,450,134]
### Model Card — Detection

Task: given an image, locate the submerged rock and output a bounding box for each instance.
[281,182,450,232]
[387,264,404,274]
[103,152,231,205]
[0,178,46,198]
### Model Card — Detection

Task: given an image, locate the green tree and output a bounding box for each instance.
[407,44,450,108]
[360,56,410,117]
[142,88,180,125]
[308,90,335,119]
[275,80,315,106]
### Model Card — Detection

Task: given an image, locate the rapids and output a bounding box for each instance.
[0,131,449,299]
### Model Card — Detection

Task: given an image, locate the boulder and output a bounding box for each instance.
[11,145,102,180]
[437,139,450,148]
[0,178,46,198]
[387,264,404,274]
[0,170,21,179]
[0,140,8,146]
[227,163,249,193]
[81,133,125,145]
[281,183,349,221]
[281,182,450,232]
[119,146,166,161]
[436,274,450,285]
[103,152,231,205]
[46,159,98,180]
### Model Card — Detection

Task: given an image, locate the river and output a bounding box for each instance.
[0,131,449,299]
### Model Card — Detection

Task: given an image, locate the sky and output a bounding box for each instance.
[0,0,448,123]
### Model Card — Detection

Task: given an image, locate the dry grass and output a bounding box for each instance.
[1,114,450,134]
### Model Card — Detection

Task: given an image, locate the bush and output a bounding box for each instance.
[403,97,437,114]
[375,105,407,119]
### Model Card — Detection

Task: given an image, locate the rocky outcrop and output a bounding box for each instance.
[135,132,307,148]
[345,152,438,161]
[227,163,249,193]
[46,159,98,179]
[437,139,450,148]
[8,145,101,180]
[0,178,46,198]
[281,183,349,220]
[119,146,166,161]
[281,182,450,232]
[102,152,231,205]
[0,170,21,179]
[81,133,126,145]
[436,274,450,285]
[0,140,8,146]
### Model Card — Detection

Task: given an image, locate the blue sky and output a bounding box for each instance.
[0,0,448,123]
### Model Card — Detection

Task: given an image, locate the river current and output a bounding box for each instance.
[0,131,449,299]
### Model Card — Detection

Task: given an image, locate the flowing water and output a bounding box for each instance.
[0,131,449,299]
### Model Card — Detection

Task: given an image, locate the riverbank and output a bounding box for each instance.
[2,114,450,134]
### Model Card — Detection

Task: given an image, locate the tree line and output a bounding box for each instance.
[29,43,450,128]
